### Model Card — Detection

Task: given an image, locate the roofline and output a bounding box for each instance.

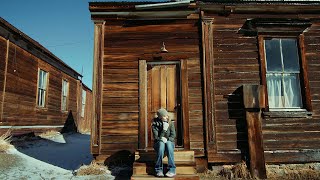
[0,17,82,79]
[89,0,320,13]
[82,83,92,92]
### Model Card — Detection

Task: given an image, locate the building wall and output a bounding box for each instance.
[77,85,93,134]
[0,37,7,114]
[98,19,204,156]
[206,13,320,163]
[0,36,81,135]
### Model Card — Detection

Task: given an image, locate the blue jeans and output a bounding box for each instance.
[153,140,176,174]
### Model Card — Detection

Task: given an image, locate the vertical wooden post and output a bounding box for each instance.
[138,60,147,149]
[201,12,216,152]
[91,21,105,154]
[180,60,190,149]
[243,85,267,179]
[1,40,9,121]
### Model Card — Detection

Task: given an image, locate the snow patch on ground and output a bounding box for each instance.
[0,132,114,180]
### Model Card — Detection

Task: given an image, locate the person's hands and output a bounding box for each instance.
[161,137,167,143]
[163,121,169,131]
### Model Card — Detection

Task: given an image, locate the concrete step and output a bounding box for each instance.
[131,174,200,180]
[135,150,195,162]
[133,162,197,175]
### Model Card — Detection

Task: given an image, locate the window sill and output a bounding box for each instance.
[263,110,312,118]
[61,110,69,114]
[35,107,48,111]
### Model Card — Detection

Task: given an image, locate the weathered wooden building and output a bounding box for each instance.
[89,0,320,178]
[0,17,92,135]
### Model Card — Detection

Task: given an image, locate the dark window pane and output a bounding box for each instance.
[265,39,282,72]
[281,39,300,72]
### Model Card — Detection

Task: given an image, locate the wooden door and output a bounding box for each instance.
[146,63,183,149]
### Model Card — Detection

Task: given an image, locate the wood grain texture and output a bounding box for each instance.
[0,36,90,135]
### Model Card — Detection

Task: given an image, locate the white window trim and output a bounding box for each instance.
[61,79,69,112]
[37,69,48,108]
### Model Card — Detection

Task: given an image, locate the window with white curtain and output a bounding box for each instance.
[37,69,48,107]
[61,79,69,111]
[264,38,303,110]
[81,89,86,117]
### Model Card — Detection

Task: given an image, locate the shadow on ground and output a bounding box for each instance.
[13,132,93,170]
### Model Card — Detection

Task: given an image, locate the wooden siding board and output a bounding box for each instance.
[0,37,85,134]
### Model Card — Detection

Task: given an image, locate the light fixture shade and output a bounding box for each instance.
[161,42,168,53]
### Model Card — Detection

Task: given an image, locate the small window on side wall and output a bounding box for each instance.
[61,79,69,111]
[81,89,86,117]
[37,69,48,107]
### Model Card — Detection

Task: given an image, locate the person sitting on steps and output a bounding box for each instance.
[152,108,176,178]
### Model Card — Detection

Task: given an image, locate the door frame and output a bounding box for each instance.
[138,59,190,150]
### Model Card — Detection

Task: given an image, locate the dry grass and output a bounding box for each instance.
[200,161,253,180]
[201,162,320,180]
[38,130,60,138]
[0,130,14,153]
[219,161,253,179]
[267,164,320,180]
[75,162,110,176]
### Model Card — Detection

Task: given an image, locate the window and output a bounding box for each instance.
[81,89,86,117]
[37,69,48,107]
[240,18,312,113]
[61,79,69,111]
[264,38,303,110]
[260,37,311,111]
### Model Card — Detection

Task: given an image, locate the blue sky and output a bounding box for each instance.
[0,0,94,88]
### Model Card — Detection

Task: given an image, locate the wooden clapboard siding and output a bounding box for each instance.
[98,19,201,156]
[209,15,260,155]
[0,37,7,118]
[0,39,88,134]
[187,59,205,155]
[207,13,320,163]
[77,86,93,133]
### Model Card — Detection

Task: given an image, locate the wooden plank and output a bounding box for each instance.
[246,111,267,179]
[243,85,266,179]
[181,60,190,149]
[102,105,138,113]
[104,97,138,105]
[103,83,138,91]
[139,60,147,149]
[299,34,312,111]
[101,135,138,143]
[92,22,104,151]
[104,90,138,98]
[264,140,320,150]
[1,39,9,121]
[167,65,176,111]
[147,66,153,149]
[160,66,167,109]
[151,66,160,112]
[201,15,216,154]
[102,112,138,121]
[102,120,138,127]
[208,152,242,163]
[101,128,138,136]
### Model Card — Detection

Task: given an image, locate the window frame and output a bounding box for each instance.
[81,89,86,118]
[258,34,312,112]
[36,69,49,108]
[61,79,69,112]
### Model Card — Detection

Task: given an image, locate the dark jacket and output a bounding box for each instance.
[152,118,176,143]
